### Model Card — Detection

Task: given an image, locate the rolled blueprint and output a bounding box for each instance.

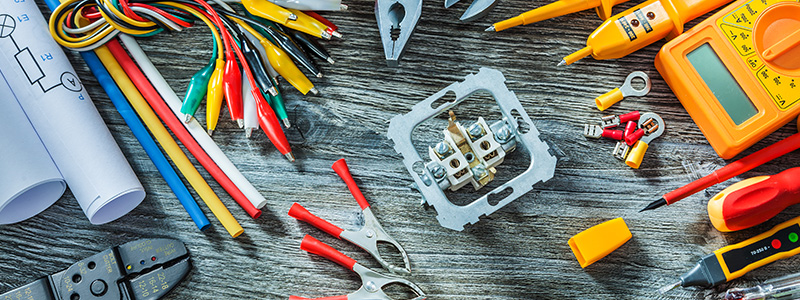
[0,1,145,224]
[0,74,66,225]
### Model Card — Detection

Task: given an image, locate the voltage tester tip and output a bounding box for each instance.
[640,197,666,212]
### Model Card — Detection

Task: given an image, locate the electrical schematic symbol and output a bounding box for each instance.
[0,13,82,93]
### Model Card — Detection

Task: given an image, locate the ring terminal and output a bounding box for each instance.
[595,71,651,111]
[625,113,665,168]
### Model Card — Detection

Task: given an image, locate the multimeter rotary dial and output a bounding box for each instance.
[753,2,800,76]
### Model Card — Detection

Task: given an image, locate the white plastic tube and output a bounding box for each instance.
[119,35,268,209]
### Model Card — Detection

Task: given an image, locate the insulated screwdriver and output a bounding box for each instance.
[660,215,800,292]
[707,167,800,232]
[641,132,800,212]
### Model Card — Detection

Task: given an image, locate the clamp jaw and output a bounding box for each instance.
[0,238,191,300]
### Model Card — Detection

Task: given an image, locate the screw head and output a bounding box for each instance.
[365,281,378,292]
[495,126,511,142]
[431,165,446,179]
[366,229,375,238]
[468,123,484,138]
[472,165,488,180]
[434,142,452,157]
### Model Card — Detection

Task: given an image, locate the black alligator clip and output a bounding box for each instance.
[1,238,191,300]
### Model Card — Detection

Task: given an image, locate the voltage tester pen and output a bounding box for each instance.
[661,215,800,293]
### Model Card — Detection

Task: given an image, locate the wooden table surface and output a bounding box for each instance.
[3,1,800,299]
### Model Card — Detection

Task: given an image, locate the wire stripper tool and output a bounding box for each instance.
[289,235,426,300]
[0,238,191,300]
[289,159,411,275]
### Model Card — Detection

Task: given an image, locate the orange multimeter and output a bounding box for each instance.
[655,0,800,159]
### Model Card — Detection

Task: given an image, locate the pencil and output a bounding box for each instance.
[94,45,244,238]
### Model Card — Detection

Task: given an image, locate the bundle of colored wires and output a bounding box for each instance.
[48,0,341,137]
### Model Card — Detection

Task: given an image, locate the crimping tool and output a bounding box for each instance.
[0,238,191,300]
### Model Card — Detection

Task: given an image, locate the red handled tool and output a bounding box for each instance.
[289,159,411,274]
[708,167,800,232]
[289,235,426,300]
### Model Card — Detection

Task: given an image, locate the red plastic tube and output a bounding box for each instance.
[623,121,637,138]
[601,129,623,140]
[619,111,640,123]
[106,40,262,219]
[625,128,645,146]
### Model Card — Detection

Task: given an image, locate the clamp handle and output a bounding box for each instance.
[289,203,344,238]
[301,235,357,270]
[332,159,369,210]
[289,296,348,300]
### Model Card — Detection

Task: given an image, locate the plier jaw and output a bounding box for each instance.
[375,0,422,67]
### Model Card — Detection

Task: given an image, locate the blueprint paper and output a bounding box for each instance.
[0,71,66,225]
[0,0,145,224]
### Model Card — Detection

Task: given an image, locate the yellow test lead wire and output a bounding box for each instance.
[94,44,244,238]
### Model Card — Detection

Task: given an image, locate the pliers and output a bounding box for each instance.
[289,235,426,300]
[289,159,411,275]
[375,0,497,66]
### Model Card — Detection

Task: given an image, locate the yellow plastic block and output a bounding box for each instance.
[568,217,631,268]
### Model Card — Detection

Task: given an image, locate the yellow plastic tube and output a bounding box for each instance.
[568,217,631,268]
[94,45,243,238]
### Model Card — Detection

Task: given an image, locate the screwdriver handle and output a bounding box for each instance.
[288,203,344,238]
[300,235,357,270]
[332,159,370,210]
[708,167,800,232]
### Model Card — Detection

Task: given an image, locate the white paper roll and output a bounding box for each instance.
[0,74,66,225]
[0,1,145,224]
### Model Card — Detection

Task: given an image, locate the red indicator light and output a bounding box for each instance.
[772,239,782,249]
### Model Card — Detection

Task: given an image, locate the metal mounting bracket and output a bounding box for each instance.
[387,67,557,231]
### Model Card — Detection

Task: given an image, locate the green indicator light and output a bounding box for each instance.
[789,232,798,243]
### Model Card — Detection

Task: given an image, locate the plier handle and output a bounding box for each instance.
[289,159,411,275]
[289,235,426,300]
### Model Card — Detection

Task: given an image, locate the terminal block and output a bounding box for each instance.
[426,112,515,192]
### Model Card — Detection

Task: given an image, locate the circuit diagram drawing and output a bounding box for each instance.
[0,13,82,93]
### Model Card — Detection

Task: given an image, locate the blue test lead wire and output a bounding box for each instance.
[46,0,210,231]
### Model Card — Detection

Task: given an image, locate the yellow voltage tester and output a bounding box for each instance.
[655,0,800,159]
[560,0,734,65]
[661,215,800,292]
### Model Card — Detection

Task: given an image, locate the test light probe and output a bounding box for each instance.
[661,216,800,292]
[655,0,800,159]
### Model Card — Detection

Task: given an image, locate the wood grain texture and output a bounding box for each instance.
[3,1,800,299]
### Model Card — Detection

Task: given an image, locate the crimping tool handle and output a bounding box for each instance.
[301,235,357,270]
[289,203,345,238]
[289,295,348,300]
[332,159,369,210]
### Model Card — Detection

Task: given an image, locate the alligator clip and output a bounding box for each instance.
[0,238,191,300]
[290,235,426,300]
[445,0,498,21]
[375,0,422,67]
[289,159,411,275]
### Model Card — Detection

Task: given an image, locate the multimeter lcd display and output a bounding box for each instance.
[686,44,758,125]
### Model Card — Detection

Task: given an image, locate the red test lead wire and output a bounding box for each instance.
[105,39,262,219]
[640,132,800,212]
